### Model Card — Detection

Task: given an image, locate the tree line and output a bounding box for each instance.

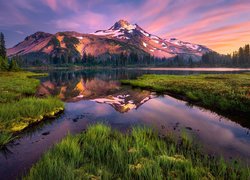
[1,30,249,67]
[200,44,250,67]
[0,32,20,71]
[29,44,250,67]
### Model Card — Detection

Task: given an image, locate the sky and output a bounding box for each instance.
[0,0,249,54]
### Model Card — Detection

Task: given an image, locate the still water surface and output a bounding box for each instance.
[0,68,250,180]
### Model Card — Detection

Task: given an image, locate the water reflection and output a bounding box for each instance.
[37,77,120,101]
[1,68,250,180]
[35,68,250,160]
[37,68,249,114]
[134,96,250,159]
[37,75,153,113]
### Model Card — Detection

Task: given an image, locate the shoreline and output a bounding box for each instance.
[24,66,250,71]
[0,71,64,148]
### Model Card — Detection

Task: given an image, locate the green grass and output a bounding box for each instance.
[121,74,250,114]
[0,97,64,132]
[0,71,64,147]
[0,131,15,149]
[0,71,47,103]
[24,124,250,180]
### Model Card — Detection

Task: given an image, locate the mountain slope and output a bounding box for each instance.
[7,20,212,63]
[91,20,211,59]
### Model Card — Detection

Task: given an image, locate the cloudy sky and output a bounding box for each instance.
[0,0,249,54]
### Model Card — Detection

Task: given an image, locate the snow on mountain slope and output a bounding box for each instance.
[91,20,211,58]
[7,19,211,61]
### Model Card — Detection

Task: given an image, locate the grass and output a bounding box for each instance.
[24,124,250,179]
[0,131,15,148]
[0,71,47,103]
[0,97,64,132]
[121,74,250,115]
[0,71,64,148]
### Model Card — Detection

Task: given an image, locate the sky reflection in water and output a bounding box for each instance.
[0,68,250,179]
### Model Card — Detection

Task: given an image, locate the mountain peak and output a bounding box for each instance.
[116,19,130,26]
[110,19,136,30]
[8,19,211,60]
[24,31,51,41]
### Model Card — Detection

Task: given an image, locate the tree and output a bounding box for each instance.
[53,56,60,64]
[0,56,9,71]
[244,44,250,64]
[86,53,94,65]
[61,54,66,64]
[188,57,193,67]
[82,52,87,64]
[120,52,126,66]
[174,55,184,66]
[232,51,238,65]
[238,47,244,65]
[201,53,209,65]
[130,52,138,64]
[9,58,20,71]
[0,32,6,58]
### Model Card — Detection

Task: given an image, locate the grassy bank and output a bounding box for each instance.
[25,124,249,179]
[0,71,46,103]
[0,72,64,147]
[121,74,250,115]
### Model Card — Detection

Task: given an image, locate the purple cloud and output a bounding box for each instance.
[0,0,250,53]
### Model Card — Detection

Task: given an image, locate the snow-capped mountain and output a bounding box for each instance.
[91,20,211,59]
[37,76,153,113]
[7,19,212,63]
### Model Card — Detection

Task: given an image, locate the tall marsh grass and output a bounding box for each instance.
[0,71,64,147]
[25,124,249,180]
[0,97,64,132]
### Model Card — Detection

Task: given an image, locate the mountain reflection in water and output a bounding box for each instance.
[1,68,250,180]
[37,77,153,113]
[37,68,248,113]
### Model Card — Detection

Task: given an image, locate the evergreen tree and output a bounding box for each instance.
[82,52,87,64]
[0,32,6,58]
[120,52,126,66]
[188,57,193,66]
[64,53,69,64]
[68,55,73,64]
[0,56,9,71]
[238,47,244,65]
[9,57,20,71]
[244,44,250,64]
[75,57,81,64]
[53,56,59,64]
[61,54,66,64]
[201,53,209,64]
[232,51,238,65]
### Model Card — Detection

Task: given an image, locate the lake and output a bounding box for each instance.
[0,68,250,179]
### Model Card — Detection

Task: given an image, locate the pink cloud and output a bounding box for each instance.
[43,0,57,11]
[135,0,216,34]
[174,21,250,53]
[42,0,79,12]
[132,0,250,53]
[167,2,250,39]
[135,0,171,21]
[2,0,250,53]
[54,11,107,32]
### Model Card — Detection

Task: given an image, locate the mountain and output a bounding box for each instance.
[7,20,212,64]
[91,20,210,58]
[37,76,153,113]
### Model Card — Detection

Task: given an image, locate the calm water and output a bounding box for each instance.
[0,68,250,180]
